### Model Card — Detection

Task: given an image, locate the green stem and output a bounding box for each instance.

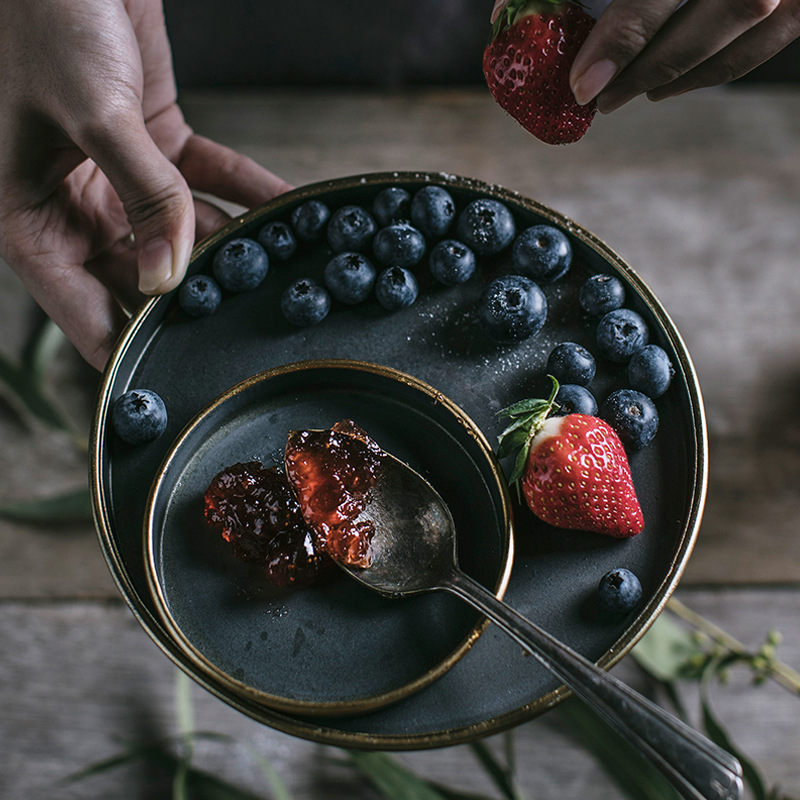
[666,597,800,695]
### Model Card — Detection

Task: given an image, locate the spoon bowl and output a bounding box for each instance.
[341,450,744,800]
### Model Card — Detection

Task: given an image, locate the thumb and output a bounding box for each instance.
[80,110,195,295]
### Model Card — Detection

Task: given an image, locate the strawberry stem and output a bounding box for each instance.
[496,376,560,484]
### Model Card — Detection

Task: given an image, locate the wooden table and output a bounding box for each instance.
[1,87,799,798]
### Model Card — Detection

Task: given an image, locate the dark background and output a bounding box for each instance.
[163,0,799,89]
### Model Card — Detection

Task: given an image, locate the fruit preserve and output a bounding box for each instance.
[285,420,383,568]
[203,420,384,587]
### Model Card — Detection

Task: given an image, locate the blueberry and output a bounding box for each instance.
[628,344,674,398]
[373,223,426,268]
[327,205,377,253]
[324,252,377,304]
[111,388,168,445]
[596,308,649,362]
[476,275,547,343]
[429,239,476,286]
[291,199,330,241]
[257,220,297,261]
[178,274,222,317]
[281,278,331,326]
[546,342,596,386]
[373,187,411,227]
[512,225,572,284]
[375,266,418,310]
[579,274,626,316]
[410,185,456,239]
[211,238,269,292]
[596,568,643,618]
[601,388,659,450]
[554,384,598,416]
[456,198,516,255]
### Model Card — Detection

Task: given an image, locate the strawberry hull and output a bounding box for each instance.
[483,2,597,145]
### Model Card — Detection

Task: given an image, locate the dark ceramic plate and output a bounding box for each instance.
[91,171,706,749]
[144,360,513,716]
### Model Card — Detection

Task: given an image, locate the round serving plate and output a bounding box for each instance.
[91,170,706,750]
[144,359,513,716]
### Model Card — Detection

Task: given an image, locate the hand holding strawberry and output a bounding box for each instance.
[497,379,644,537]
[483,0,597,145]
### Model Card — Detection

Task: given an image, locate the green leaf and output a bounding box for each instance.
[497,398,551,419]
[22,317,66,391]
[700,664,768,800]
[508,441,531,485]
[497,426,529,460]
[345,751,448,800]
[0,486,93,523]
[556,700,682,800]
[632,612,704,683]
[467,739,525,800]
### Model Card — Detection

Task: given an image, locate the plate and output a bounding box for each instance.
[144,359,513,716]
[91,171,706,749]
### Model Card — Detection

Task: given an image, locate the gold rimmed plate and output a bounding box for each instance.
[92,171,706,749]
[144,360,513,716]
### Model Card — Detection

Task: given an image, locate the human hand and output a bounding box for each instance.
[0,0,291,370]
[569,0,800,111]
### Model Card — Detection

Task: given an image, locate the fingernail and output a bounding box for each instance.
[572,58,617,106]
[139,239,174,294]
[596,85,633,114]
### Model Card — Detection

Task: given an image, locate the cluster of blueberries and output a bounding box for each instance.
[178,184,504,325]
[544,273,674,452]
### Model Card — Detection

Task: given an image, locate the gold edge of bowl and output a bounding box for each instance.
[140,357,515,718]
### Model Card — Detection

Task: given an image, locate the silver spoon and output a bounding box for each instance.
[341,451,744,800]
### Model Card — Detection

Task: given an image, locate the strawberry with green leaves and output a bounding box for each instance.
[497,379,644,537]
[483,0,597,145]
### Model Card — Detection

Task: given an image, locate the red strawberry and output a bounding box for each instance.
[497,380,644,536]
[483,0,597,145]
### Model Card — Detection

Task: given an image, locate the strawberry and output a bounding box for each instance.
[497,379,644,536]
[483,0,597,145]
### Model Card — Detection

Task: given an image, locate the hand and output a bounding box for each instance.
[0,0,291,370]
[569,0,800,112]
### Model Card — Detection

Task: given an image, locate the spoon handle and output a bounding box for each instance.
[443,570,743,800]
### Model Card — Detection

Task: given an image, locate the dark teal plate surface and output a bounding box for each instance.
[92,171,706,749]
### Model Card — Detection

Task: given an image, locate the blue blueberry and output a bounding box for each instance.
[324,252,377,304]
[111,388,168,445]
[596,308,649,362]
[546,342,596,386]
[257,220,297,261]
[429,239,476,286]
[512,225,572,284]
[628,344,674,399]
[410,186,455,239]
[456,198,516,255]
[211,238,269,292]
[372,223,426,268]
[600,389,659,451]
[290,200,330,241]
[476,275,547,343]
[579,274,625,316]
[178,274,222,317]
[375,267,418,310]
[327,205,377,253]
[280,278,331,326]
[554,384,598,416]
[597,568,643,618]
[373,187,411,227]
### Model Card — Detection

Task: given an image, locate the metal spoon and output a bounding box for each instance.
[341,451,744,800]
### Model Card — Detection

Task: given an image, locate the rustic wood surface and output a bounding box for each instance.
[1,86,799,798]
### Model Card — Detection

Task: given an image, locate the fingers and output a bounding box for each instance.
[75,107,196,297]
[570,0,782,111]
[178,135,294,209]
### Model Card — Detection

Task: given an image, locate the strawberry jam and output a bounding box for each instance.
[203,461,328,587]
[285,420,383,567]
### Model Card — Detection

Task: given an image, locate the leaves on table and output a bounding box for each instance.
[0,485,93,523]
